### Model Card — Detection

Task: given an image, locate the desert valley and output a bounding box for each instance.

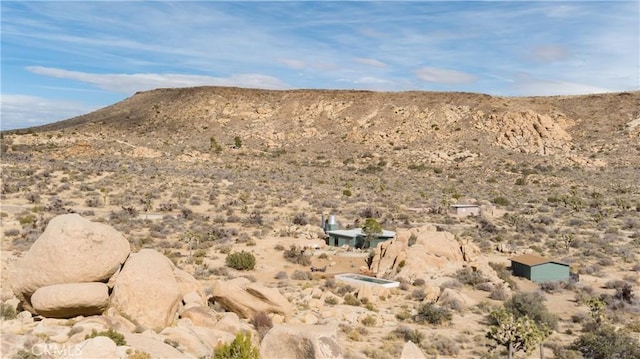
[1,87,639,358]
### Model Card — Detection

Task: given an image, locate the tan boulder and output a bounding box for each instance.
[124,332,190,359]
[31,282,109,318]
[370,234,408,278]
[180,306,218,327]
[400,340,426,359]
[11,214,130,310]
[260,324,343,359]
[174,268,206,305]
[211,278,292,319]
[160,326,213,358]
[62,336,121,359]
[110,249,181,332]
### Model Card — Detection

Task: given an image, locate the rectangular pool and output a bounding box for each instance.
[334,273,400,288]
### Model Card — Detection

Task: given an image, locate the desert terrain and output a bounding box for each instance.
[1,87,639,358]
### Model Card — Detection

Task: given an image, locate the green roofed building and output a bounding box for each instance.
[325,228,396,249]
[510,254,570,283]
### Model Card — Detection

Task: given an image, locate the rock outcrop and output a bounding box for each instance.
[477,110,573,155]
[211,277,292,319]
[110,249,182,332]
[11,214,130,312]
[260,324,343,359]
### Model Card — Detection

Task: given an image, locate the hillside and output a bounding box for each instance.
[2,87,639,358]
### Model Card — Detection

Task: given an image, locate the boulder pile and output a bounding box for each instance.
[3,213,302,358]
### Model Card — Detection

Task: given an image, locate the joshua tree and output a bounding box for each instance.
[487,308,550,359]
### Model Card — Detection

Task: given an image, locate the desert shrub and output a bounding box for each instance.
[343,294,361,306]
[273,243,285,251]
[390,325,424,344]
[292,213,308,225]
[476,282,494,292]
[489,284,509,301]
[85,328,127,345]
[411,288,426,301]
[274,271,288,280]
[225,251,256,271]
[213,332,259,359]
[504,291,558,330]
[4,228,20,237]
[283,245,311,266]
[455,267,490,287]
[413,278,426,287]
[439,279,462,289]
[413,302,452,325]
[570,325,640,359]
[428,334,460,356]
[540,281,565,294]
[126,349,152,359]
[492,196,511,206]
[408,233,418,246]
[291,270,312,280]
[323,278,336,289]
[324,296,338,305]
[250,311,273,340]
[318,253,328,260]
[0,302,17,320]
[336,284,355,295]
[12,350,40,359]
[361,314,377,327]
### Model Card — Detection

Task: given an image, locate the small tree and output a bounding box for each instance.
[234,136,242,149]
[487,309,550,359]
[210,136,222,153]
[362,218,382,248]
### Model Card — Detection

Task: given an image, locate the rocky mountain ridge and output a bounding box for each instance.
[20,87,639,169]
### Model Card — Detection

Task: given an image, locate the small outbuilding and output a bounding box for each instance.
[510,254,570,283]
[325,228,396,249]
[450,204,480,217]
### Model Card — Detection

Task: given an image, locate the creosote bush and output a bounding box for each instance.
[283,245,311,266]
[225,251,256,271]
[414,302,452,325]
[85,328,127,346]
[251,311,273,340]
[213,332,259,359]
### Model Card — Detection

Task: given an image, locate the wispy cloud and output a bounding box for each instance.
[1,94,96,130]
[415,67,477,85]
[26,66,290,93]
[354,58,387,68]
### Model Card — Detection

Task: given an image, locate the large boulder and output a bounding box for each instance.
[260,324,343,359]
[11,214,130,310]
[31,282,109,318]
[370,234,408,278]
[110,249,181,332]
[211,277,292,319]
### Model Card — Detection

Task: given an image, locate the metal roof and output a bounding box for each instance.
[326,228,396,239]
[510,254,569,267]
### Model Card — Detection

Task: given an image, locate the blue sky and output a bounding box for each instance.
[2,1,639,130]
